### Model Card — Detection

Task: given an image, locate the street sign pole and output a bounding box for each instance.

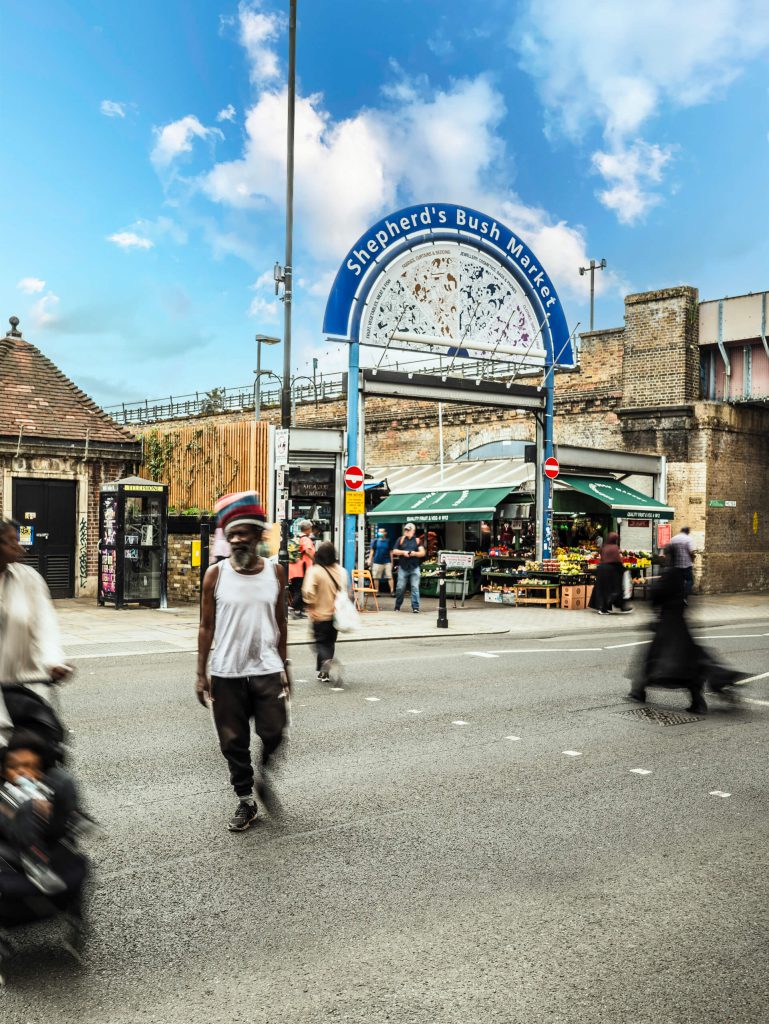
[437,562,448,628]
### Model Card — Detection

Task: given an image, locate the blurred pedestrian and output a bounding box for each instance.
[302,542,347,684]
[392,523,425,613]
[627,567,742,714]
[0,519,72,744]
[210,526,231,564]
[368,527,393,594]
[287,520,315,619]
[197,493,289,832]
[667,525,696,595]
[588,531,631,614]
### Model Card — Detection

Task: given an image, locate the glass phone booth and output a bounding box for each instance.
[98,476,168,608]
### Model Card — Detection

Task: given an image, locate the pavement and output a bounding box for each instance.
[55,590,769,659]
[3,627,768,1021]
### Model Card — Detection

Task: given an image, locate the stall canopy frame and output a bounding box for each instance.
[557,475,674,520]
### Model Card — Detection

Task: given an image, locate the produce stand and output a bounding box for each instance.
[420,552,484,601]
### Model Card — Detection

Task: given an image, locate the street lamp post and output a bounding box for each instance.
[274,0,297,579]
[254,334,281,422]
[578,258,607,331]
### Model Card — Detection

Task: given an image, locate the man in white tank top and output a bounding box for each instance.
[197,493,289,832]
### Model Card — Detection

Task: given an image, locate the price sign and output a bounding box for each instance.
[438,550,475,569]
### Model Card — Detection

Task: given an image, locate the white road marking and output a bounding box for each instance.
[465,652,499,658]
[474,648,603,655]
[505,735,521,741]
[562,750,582,757]
[406,709,423,714]
[452,720,469,726]
[629,768,652,775]
[365,697,381,702]
[737,695,769,707]
[693,632,769,640]
[709,790,731,798]
[296,679,307,683]
[605,641,653,649]
[734,671,769,685]
[330,687,344,692]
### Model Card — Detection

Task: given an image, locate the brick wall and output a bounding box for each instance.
[167,533,200,604]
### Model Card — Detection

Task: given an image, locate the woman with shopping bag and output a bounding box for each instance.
[302,542,358,685]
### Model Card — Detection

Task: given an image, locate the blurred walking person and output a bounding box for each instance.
[588,531,631,615]
[0,519,72,742]
[197,493,289,832]
[667,525,696,595]
[287,520,315,619]
[302,542,347,684]
[627,567,743,714]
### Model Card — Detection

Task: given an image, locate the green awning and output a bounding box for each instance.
[369,486,514,523]
[558,475,674,520]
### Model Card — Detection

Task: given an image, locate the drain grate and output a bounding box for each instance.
[620,706,703,726]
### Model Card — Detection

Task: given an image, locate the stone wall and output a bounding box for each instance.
[167,532,200,604]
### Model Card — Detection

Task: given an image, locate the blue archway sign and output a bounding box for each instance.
[323,202,575,572]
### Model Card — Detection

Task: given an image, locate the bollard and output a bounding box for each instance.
[437,562,449,628]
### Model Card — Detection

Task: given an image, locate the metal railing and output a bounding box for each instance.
[105,355,538,426]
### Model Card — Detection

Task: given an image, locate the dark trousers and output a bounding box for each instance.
[211,674,287,798]
[312,619,338,671]
[289,577,304,613]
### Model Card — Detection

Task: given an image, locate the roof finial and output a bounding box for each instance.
[7,316,22,338]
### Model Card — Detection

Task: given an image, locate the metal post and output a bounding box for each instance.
[535,413,544,562]
[255,337,261,422]
[579,258,607,332]
[437,561,448,628]
[199,517,211,606]
[543,372,554,559]
[279,0,297,578]
[344,340,360,575]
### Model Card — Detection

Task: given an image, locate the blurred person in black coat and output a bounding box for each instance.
[627,568,743,713]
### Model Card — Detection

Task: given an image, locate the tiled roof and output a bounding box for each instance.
[0,332,137,445]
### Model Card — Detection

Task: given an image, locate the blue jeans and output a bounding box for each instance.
[395,566,420,610]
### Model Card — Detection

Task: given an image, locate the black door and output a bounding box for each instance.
[12,478,77,598]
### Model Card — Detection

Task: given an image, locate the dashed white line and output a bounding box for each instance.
[709,790,731,798]
[562,750,582,757]
[452,720,469,726]
[629,768,652,775]
[365,697,381,702]
[505,735,521,741]
[406,709,423,714]
[605,641,653,649]
[737,695,769,707]
[465,652,499,659]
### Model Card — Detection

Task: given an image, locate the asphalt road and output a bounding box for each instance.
[3,623,769,1023]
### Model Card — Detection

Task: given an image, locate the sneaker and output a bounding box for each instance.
[228,800,258,832]
[412,608,419,614]
[20,853,67,895]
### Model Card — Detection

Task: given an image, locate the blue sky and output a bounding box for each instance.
[2,0,768,409]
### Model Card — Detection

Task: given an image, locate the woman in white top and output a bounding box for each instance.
[302,542,347,683]
[0,519,71,741]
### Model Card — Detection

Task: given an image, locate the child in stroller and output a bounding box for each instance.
[0,689,90,983]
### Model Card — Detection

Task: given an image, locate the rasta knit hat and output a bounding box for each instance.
[215,491,270,537]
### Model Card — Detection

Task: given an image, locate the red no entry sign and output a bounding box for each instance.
[543,457,560,480]
[344,465,365,490]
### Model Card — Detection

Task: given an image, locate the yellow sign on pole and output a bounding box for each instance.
[191,539,201,567]
[345,490,365,515]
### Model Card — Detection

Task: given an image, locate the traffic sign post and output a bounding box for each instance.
[344,465,364,490]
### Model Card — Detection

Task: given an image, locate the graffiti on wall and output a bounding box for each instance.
[79,514,88,590]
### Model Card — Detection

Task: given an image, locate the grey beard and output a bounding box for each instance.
[231,547,257,570]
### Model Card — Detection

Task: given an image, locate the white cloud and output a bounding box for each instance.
[248,272,279,321]
[235,1,282,85]
[592,141,672,224]
[107,232,155,250]
[17,277,46,294]
[202,68,604,302]
[30,292,60,329]
[217,104,237,122]
[514,0,769,221]
[151,115,223,169]
[100,99,127,118]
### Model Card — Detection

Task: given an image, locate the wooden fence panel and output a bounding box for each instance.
[139,421,271,513]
